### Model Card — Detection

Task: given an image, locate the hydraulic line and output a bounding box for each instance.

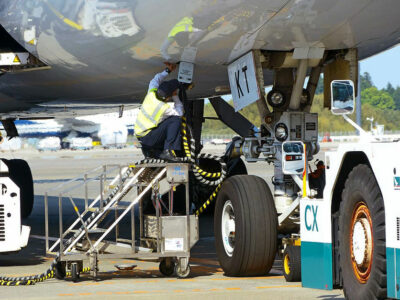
[1,121,226,285]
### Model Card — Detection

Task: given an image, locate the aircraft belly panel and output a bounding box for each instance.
[0,0,398,117]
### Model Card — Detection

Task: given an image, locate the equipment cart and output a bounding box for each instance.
[44,162,199,281]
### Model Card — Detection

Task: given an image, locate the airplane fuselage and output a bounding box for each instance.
[0,0,399,118]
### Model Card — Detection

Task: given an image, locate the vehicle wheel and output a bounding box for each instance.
[175,263,190,278]
[3,159,34,218]
[283,246,301,282]
[55,261,66,280]
[214,175,277,276]
[71,262,80,282]
[339,164,386,300]
[159,259,175,277]
[267,89,286,108]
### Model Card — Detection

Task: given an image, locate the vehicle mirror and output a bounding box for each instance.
[330,80,355,115]
[282,141,305,175]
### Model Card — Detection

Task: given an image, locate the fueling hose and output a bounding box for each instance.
[180,117,226,215]
[1,120,226,285]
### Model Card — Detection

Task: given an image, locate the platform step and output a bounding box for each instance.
[88,228,107,234]
[107,205,130,211]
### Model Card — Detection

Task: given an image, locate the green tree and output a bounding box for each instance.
[384,82,395,96]
[360,72,374,90]
[361,87,395,110]
[393,87,400,110]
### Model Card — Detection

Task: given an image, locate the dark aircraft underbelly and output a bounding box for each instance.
[0,0,398,117]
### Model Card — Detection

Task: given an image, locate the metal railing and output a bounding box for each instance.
[44,164,127,254]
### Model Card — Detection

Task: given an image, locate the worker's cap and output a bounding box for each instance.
[317,160,324,167]
[158,79,180,99]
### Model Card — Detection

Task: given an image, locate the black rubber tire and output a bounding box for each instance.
[175,263,191,279]
[214,175,277,276]
[159,259,175,277]
[3,159,34,218]
[283,246,301,282]
[267,89,286,108]
[55,261,66,280]
[200,157,248,216]
[71,263,80,282]
[339,164,386,300]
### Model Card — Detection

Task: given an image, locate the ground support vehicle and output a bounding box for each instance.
[200,48,400,299]
[45,162,198,281]
[301,139,400,299]
[0,160,30,253]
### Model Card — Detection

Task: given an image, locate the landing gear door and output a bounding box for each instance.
[227,51,261,112]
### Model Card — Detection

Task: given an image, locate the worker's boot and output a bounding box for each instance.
[159,150,180,162]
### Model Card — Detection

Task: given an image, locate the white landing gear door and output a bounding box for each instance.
[227,51,262,112]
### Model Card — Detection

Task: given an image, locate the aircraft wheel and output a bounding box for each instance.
[214,175,277,276]
[283,245,301,282]
[339,164,386,300]
[159,258,175,277]
[3,159,34,218]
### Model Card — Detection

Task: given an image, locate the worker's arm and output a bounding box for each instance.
[172,95,184,116]
[148,70,169,92]
[148,63,177,92]
[161,95,184,120]
[310,169,321,179]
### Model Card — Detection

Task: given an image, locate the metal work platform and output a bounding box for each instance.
[44,161,198,281]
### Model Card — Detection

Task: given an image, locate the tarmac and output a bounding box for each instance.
[0,144,344,300]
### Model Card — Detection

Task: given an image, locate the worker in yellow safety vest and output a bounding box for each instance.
[160,16,202,60]
[134,63,184,162]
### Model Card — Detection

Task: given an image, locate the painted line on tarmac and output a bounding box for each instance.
[67,274,285,287]
[57,285,301,297]
[257,284,301,289]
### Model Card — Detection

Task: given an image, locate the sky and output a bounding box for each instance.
[360,44,400,89]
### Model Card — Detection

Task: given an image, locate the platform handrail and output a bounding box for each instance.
[62,167,149,254]
[47,165,140,253]
[90,168,167,251]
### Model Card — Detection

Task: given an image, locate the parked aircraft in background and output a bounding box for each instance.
[0,109,138,150]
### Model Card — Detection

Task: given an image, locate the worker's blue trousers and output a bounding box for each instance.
[139,116,182,154]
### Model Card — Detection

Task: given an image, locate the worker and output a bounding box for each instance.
[134,63,184,162]
[160,16,204,60]
[309,160,326,198]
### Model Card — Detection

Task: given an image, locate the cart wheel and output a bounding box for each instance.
[175,263,190,278]
[159,259,175,277]
[283,246,301,282]
[55,261,66,280]
[71,262,80,282]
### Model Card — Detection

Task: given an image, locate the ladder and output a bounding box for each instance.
[45,160,198,279]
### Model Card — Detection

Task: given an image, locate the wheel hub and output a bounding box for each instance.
[221,200,235,257]
[350,202,373,283]
[284,254,290,275]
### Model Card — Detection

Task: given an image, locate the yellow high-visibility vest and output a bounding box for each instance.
[168,17,194,38]
[134,90,170,138]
